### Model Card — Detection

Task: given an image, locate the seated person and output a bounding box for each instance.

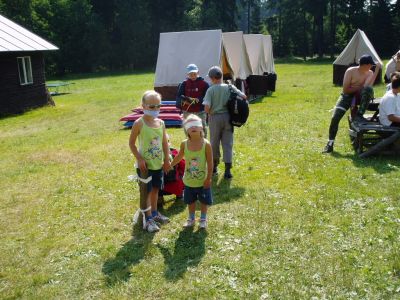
[386,71,400,91]
[379,74,400,127]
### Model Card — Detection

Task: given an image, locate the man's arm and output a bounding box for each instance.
[231,85,247,100]
[388,114,400,123]
[342,68,360,94]
[364,63,382,87]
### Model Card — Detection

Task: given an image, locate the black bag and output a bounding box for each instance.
[227,84,249,127]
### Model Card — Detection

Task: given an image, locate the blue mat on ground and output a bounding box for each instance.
[161,100,176,106]
[123,119,182,128]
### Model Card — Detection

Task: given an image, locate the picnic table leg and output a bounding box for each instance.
[359,131,400,158]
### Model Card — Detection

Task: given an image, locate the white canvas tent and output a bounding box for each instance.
[385,50,400,81]
[262,35,275,74]
[243,34,276,76]
[243,34,267,75]
[243,33,277,96]
[222,31,252,80]
[333,29,382,85]
[154,29,234,99]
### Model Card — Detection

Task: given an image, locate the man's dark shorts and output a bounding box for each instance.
[137,168,164,192]
[183,186,213,205]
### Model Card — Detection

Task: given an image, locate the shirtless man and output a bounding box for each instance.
[323,54,381,153]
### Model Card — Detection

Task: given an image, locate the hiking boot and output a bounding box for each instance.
[144,219,160,233]
[224,171,233,179]
[213,159,219,176]
[224,163,233,179]
[183,218,195,228]
[322,142,334,153]
[199,218,207,229]
[354,115,368,124]
[153,212,170,224]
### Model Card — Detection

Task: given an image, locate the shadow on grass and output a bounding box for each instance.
[332,151,400,173]
[249,94,277,104]
[275,56,334,65]
[102,197,185,286]
[102,226,156,286]
[160,195,186,218]
[47,68,154,81]
[211,176,246,205]
[50,92,71,96]
[158,227,207,281]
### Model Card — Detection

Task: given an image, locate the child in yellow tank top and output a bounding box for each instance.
[129,90,171,233]
[171,114,213,229]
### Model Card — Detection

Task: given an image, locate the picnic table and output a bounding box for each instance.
[46,81,74,95]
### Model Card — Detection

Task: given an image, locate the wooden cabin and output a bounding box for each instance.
[0,14,58,116]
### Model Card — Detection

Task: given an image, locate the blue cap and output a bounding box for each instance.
[186,64,199,74]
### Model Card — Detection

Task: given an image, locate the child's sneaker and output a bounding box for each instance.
[183,218,195,228]
[199,218,207,229]
[145,219,160,233]
[153,212,170,224]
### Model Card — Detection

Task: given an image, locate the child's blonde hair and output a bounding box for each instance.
[141,90,161,105]
[183,114,204,139]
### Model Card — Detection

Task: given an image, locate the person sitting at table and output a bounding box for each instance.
[379,74,400,127]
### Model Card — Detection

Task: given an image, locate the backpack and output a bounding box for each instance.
[227,84,249,127]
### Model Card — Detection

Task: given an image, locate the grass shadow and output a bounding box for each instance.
[275,56,334,65]
[211,176,246,205]
[331,151,400,174]
[102,225,156,286]
[49,92,71,97]
[158,227,207,281]
[102,196,185,286]
[160,195,186,218]
[248,93,277,104]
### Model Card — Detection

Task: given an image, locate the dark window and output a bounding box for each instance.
[17,56,33,85]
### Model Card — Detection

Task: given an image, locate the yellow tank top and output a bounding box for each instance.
[183,139,208,187]
[138,118,164,170]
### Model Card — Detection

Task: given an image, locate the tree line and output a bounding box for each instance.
[264,0,400,60]
[1,0,399,75]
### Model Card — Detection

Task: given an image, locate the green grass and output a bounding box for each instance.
[1,61,399,299]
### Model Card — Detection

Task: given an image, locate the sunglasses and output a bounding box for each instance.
[146,104,161,109]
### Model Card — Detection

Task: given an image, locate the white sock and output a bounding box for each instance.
[328,140,334,146]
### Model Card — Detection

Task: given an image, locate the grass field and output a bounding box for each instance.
[1,60,399,299]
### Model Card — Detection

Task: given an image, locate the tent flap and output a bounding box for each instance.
[222,31,252,79]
